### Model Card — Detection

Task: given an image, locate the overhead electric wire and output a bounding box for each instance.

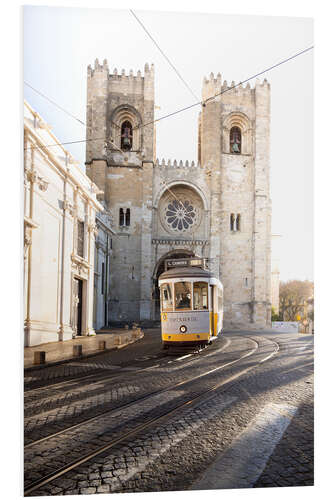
[24,82,124,154]
[129,9,200,102]
[24,45,313,151]
[133,45,314,131]
[24,81,86,126]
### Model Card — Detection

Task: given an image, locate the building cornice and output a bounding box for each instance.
[24,101,104,213]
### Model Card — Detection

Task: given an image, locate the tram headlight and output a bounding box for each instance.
[179,325,187,333]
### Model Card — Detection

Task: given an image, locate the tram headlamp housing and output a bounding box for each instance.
[179,325,187,333]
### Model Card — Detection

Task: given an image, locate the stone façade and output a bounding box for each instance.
[85,59,272,329]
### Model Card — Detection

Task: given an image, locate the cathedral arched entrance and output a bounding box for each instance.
[152,249,196,320]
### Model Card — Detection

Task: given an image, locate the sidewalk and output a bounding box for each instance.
[24,328,144,369]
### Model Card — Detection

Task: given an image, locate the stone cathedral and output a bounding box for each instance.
[85,58,272,329]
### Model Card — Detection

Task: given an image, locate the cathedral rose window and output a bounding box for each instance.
[159,186,203,235]
[166,200,196,231]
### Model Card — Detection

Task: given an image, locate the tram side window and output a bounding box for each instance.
[160,283,173,311]
[193,282,208,310]
[175,282,192,310]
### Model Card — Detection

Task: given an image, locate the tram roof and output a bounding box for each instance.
[159,266,213,280]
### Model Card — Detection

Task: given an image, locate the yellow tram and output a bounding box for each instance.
[158,258,223,349]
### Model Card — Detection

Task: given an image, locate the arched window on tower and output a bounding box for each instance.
[121,120,133,151]
[236,214,241,231]
[119,208,125,227]
[125,208,131,227]
[230,213,235,231]
[230,213,241,231]
[230,126,241,154]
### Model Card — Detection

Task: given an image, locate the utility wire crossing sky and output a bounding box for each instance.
[23,7,313,282]
[24,44,313,152]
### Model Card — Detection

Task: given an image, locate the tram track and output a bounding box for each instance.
[24,339,232,443]
[24,336,279,496]
[24,337,231,414]
[24,336,231,395]
[24,358,161,394]
[24,338,233,447]
[24,332,209,393]
[24,350,199,395]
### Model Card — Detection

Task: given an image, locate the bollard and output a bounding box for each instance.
[34,351,46,365]
[73,344,83,357]
[99,340,106,350]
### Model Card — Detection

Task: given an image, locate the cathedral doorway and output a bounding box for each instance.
[152,249,196,320]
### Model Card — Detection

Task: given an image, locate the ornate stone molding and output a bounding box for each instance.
[26,169,49,191]
[24,216,39,258]
[38,178,49,191]
[71,253,91,274]
[63,200,75,216]
[152,238,208,246]
[87,222,98,237]
[24,231,32,259]
[24,215,39,229]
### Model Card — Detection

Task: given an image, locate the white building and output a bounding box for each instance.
[24,101,104,347]
[93,207,115,330]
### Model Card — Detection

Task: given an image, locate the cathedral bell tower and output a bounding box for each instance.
[85,58,155,323]
[199,73,272,328]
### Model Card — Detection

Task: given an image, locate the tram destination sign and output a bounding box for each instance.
[165,258,208,271]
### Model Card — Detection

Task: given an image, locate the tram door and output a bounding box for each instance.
[73,278,83,336]
[210,285,215,336]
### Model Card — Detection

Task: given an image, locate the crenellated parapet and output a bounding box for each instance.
[87,58,154,84]
[87,58,109,77]
[201,72,270,101]
[155,159,202,169]
[202,72,222,101]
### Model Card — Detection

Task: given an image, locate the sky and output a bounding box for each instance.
[23,6,313,282]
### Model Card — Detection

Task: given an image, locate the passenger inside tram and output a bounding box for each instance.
[175,282,192,310]
[177,293,191,309]
[161,281,210,311]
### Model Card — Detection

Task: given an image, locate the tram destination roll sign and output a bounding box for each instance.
[165,258,208,270]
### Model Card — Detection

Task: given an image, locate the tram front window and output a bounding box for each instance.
[175,282,192,310]
[160,283,173,311]
[193,281,208,310]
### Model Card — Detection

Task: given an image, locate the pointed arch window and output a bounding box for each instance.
[230,126,241,154]
[121,120,133,151]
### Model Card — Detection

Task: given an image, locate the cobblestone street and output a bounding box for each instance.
[24,328,314,495]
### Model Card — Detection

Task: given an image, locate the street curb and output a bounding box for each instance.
[24,331,144,372]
